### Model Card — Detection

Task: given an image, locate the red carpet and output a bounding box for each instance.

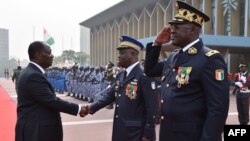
[0,85,16,141]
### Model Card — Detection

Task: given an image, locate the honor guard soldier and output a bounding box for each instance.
[83,35,158,141]
[234,63,250,125]
[144,1,229,141]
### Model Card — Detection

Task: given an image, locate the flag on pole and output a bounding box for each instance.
[43,28,55,45]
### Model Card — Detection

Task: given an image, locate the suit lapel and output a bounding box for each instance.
[175,51,191,66]
[122,64,141,85]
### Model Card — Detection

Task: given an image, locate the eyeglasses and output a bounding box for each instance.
[170,24,193,29]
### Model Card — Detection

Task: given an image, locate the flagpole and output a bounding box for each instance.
[62,36,64,54]
[71,36,73,50]
[33,25,35,41]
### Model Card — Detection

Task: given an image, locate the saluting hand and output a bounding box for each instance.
[154,24,171,46]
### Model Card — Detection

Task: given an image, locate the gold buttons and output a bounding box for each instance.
[115,115,118,118]
[161,99,164,103]
[166,84,169,87]
[173,68,176,72]
[116,105,119,107]
[161,116,164,120]
[118,94,121,97]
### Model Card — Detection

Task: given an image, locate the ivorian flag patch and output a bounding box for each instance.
[215,69,224,81]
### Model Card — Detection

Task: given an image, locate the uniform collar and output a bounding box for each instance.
[125,62,139,77]
[182,38,199,52]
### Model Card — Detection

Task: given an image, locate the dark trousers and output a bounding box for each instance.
[236,94,250,125]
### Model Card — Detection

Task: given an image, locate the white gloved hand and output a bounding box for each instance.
[240,76,247,83]
[235,82,243,88]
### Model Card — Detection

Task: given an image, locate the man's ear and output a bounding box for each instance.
[34,52,42,61]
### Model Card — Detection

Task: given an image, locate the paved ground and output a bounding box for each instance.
[0,78,242,141]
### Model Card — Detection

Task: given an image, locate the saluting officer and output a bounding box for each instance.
[83,35,158,141]
[144,1,229,141]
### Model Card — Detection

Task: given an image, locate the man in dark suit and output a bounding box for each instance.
[15,41,86,141]
[83,36,158,141]
[144,1,229,141]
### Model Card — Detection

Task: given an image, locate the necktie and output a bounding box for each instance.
[123,71,127,81]
[171,49,182,68]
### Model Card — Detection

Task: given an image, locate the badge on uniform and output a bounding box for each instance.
[151,81,156,90]
[125,80,138,99]
[188,47,197,55]
[215,69,224,81]
[176,67,192,88]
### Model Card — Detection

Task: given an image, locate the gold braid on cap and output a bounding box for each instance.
[119,41,141,52]
[175,8,204,25]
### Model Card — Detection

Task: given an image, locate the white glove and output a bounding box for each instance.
[235,82,243,88]
[240,76,247,83]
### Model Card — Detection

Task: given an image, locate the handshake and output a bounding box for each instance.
[79,105,92,117]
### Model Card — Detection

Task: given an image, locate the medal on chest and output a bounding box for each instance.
[125,79,138,99]
[176,67,192,88]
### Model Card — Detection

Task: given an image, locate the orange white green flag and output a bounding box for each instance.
[43,28,55,45]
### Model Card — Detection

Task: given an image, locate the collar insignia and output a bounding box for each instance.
[188,47,197,55]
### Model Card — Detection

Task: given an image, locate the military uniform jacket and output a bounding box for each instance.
[15,63,79,141]
[90,64,157,141]
[144,40,229,141]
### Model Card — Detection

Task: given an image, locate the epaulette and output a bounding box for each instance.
[205,50,219,57]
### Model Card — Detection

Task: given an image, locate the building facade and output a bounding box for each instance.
[80,26,90,55]
[80,0,250,73]
[0,28,9,77]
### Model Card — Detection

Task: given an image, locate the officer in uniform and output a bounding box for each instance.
[234,63,250,125]
[83,36,158,141]
[144,1,229,141]
[12,66,22,92]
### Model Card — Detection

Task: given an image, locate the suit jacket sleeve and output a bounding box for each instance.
[201,54,229,141]
[90,79,117,114]
[144,42,164,77]
[28,73,79,116]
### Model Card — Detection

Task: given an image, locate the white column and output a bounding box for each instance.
[244,0,249,37]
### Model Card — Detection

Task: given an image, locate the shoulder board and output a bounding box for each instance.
[205,50,220,57]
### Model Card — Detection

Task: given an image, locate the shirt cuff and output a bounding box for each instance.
[77,104,81,116]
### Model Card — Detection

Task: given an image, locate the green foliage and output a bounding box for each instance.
[75,52,89,65]
[52,50,89,67]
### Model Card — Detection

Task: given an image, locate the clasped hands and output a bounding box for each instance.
[79,105,91,117]
[235,81,243,88]
[235,76,247,88]
[240,76,247,83]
